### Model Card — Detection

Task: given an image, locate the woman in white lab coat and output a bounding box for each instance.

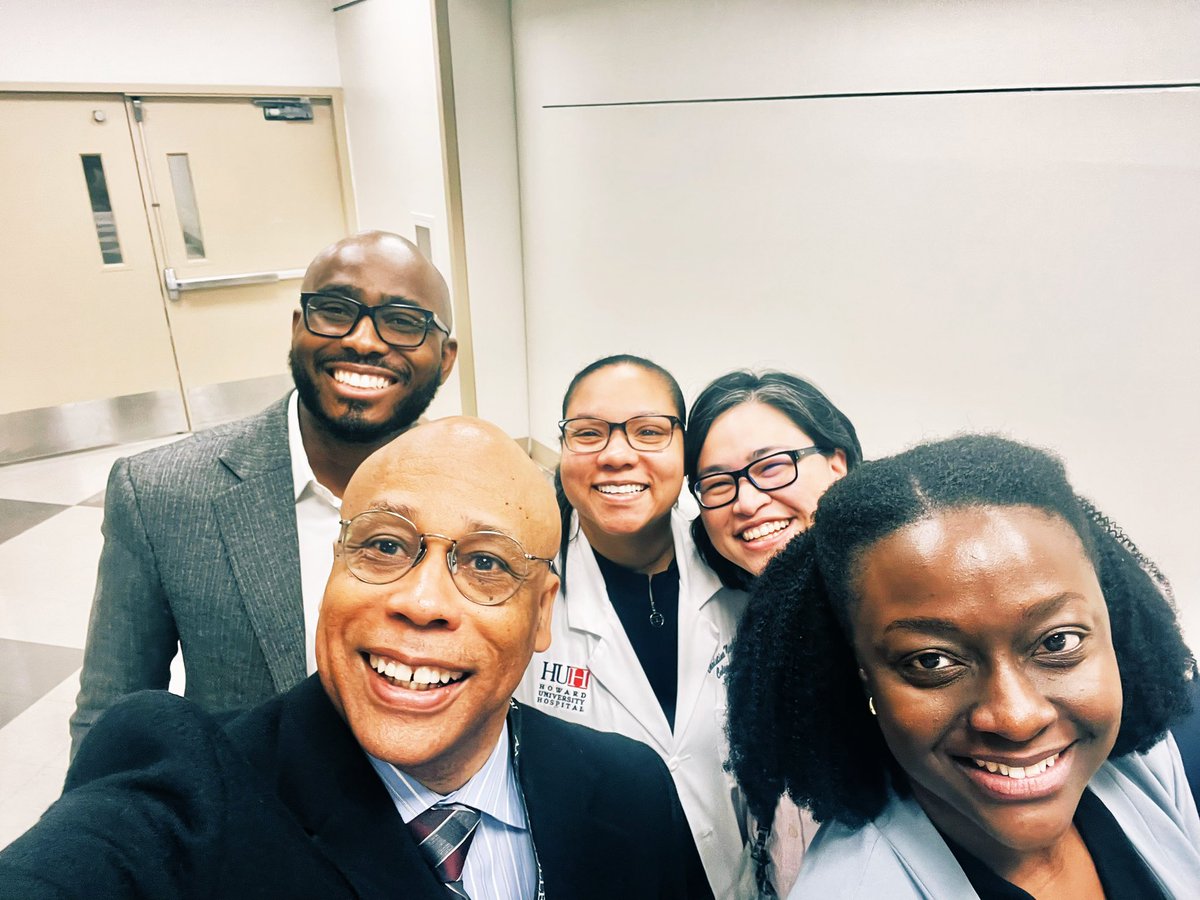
[517,354,753,899]
[683,370,863,897]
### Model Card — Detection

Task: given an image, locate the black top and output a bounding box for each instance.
[941,788,1168,899]
[593,550,680,730]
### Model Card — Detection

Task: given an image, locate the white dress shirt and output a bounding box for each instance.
[368,722,538,899]
[286,391,342,674]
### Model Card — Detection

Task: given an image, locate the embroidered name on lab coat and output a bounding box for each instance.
[534,660,592,714]
[707,644,730,680]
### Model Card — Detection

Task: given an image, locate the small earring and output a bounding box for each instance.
[868,696,877,716]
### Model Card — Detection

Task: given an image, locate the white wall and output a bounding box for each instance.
[443,0,529,438]
[0,0,340,86]
[332,0,463,420]
[333,0,530,434]
[513,0,1198,101]
[511,0,1200,642]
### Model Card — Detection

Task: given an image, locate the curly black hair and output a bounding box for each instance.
[726,434,1196,832]
[682,369,863,590]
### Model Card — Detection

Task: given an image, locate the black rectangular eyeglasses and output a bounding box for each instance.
[300,292,450,349]
[689,446,829,509]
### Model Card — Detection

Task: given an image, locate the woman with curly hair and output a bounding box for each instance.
[726,434,1200,897]
[683,369,863,895]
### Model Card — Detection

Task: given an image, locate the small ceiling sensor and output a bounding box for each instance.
[93,109,107,123]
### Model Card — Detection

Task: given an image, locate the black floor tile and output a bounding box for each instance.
[0,639,84,728]
[78,490,107,508]
[0,692,35,727]
[0,499,70,545]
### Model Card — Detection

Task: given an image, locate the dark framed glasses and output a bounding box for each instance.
[558,415,682,453]
[337,510,556,606]
[690,446,830,510]
[300,292,450,349]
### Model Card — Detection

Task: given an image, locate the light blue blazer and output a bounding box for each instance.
[791,736,1200,899]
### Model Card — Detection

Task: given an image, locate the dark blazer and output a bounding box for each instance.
[70,395,307,756]
[4,678,712,900]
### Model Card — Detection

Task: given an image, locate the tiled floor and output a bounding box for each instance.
[0,436,185,849]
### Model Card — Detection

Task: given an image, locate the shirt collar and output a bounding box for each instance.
[367,721,528,830]
[287,390,340,507]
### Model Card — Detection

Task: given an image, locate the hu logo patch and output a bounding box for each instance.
[533,660,592,714]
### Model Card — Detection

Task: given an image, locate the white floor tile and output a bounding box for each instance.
[0,766,67,850]
[0,760,41,807]
[0,508,103,647]
[0,670,77,767]
[0,670,76,849]
[0,435,187,506]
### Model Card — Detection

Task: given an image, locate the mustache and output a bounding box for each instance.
[317,350,409,381]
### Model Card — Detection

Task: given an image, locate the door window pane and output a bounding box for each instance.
[167,153,206,259]
[415,223,432,259]
[80,154,123,264]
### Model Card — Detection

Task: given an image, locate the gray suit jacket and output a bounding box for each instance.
[70,395,307,756]
[790,736,1200,899]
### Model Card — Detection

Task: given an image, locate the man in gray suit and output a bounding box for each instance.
[69,230,458,756]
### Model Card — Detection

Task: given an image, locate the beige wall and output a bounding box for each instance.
[509,0,1200,642]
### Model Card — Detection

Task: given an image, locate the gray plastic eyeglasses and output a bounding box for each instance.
[558,415,682,453]
[337,510,556,605]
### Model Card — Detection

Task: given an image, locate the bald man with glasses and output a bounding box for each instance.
[5,419,710,900]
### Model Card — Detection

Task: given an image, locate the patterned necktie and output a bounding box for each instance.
[408,802,482,899]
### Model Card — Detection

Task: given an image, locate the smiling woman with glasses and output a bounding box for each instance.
[514,354,756,898]
[682,369,862,896]
[685,370,862,587]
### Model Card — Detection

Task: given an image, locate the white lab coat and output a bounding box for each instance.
[516,509,755,899]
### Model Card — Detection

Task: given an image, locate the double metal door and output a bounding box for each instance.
[0,91,352,462]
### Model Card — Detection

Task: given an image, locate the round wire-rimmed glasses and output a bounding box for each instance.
[337,509,556,605]
[558,415,682,453]
[300,292,450,349]
[689,446,830,510]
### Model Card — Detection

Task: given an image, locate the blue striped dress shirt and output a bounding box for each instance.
[368,723,538,899]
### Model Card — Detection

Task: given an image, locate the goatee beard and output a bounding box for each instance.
[289,350,441,444]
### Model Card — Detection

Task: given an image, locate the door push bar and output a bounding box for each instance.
[164,267,306,301]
